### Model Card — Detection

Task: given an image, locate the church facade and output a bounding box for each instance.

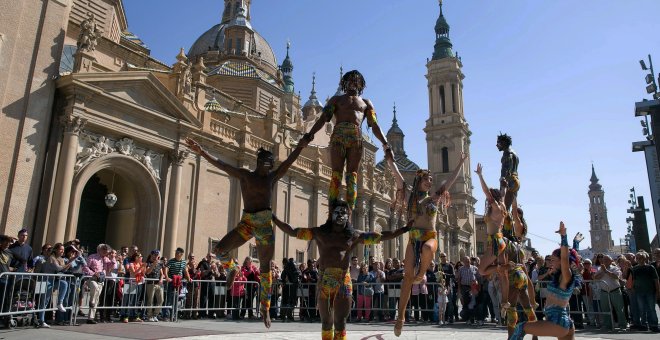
[0,0,476,263]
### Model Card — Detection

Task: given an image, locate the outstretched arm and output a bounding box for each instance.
[435,152,468,196]
[474,163,493,202]
[272,214,315,241]
[385,151,406,212]
[363,99,391,157]
[557,222,572,288]
[359,220,413,245]
[304,96,337,141]
[186,137,244,178]
[274,143,307,180]
[511,197,524,238]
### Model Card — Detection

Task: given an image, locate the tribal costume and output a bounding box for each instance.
[487,232,507,257]
[235,209,275,246]
[217,209,275,312]
[319,267,352,305]
[330,122,362,155]
[327,121,361,210]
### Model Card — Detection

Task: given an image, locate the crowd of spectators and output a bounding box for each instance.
[0,228,658,332]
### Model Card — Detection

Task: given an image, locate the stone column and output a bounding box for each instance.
[164,149,188,257]
[47,115,86,243]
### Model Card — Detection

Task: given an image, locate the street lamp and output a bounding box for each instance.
[639,54,660,99]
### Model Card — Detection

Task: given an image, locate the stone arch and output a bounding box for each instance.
[66,154,162,251]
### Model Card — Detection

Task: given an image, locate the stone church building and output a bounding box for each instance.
[0,0,476,264]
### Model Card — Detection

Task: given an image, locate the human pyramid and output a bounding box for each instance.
[186,70,582,340]
[475,134,585,340]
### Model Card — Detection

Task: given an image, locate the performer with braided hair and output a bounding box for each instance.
[510,222,582,340]
[393,153,468,336]
[304,70,393,213]
[185,136,310,328]
[272,201,411,340]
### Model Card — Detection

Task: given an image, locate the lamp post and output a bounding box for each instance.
[634,55,660,243]
[627,187,651,252]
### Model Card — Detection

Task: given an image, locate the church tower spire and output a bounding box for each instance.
[386,103,406,157]
[281,41,294,93]
[302,73,322,120]
[424,0,475,262]
[433,0,454,60]
[588,164,613,253]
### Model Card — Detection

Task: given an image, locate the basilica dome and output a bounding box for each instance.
[188,23,277,70]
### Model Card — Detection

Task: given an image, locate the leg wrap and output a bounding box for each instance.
[216,251,238,271]
[345,171,357,210]
[329,171,342,206]
[259,272,272,310]
[506,306,518,329]
[333,329,347,340]
[523,307,537,322]
[322,329,334,340]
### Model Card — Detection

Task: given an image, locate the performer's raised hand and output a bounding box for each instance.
[475,163,483,176]
[185,137,203,154]
[573,232,584,243]
[556,221,566,235]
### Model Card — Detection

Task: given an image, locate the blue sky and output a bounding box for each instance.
[124,0,660,256]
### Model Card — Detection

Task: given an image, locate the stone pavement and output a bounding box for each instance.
[0,319,658,340]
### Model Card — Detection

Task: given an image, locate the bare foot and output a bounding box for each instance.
[394,318,404,337]
[261,305,271,328]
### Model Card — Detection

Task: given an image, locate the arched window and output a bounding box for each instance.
[442,147,449,173]
[439,86,445,114]
[451,84,457,112]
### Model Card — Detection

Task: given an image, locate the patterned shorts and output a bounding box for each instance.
[488,232,507,256]
[319,267,352,305]
[545,306,573,330]
[509,263,528,290]
[235,210,274,246]
[409,228,437,243]
[330,122,362,155]
[507,173,520,193]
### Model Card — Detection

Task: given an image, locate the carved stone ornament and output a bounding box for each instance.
[75,132,162,182]
[60,115,87,135]
[77,12,100,52]
[171,149,189,166]
[115,137,135,155]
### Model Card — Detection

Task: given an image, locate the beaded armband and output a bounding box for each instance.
[296,228,314,241]
[365,108,378,127]
[361,232,382,245]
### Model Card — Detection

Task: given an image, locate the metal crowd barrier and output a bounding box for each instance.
[0,272,77,327]
[1,272,630,329]
[72,276,174,324]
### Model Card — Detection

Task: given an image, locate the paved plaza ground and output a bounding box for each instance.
[0,318,658,340]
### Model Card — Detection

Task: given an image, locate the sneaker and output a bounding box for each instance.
[122,318,128,323]
[57,304,66,312]
[133,317,143,322]
[153,317,159,322]
[39,322,51,328]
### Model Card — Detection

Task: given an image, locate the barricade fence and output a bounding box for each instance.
[0,272,626,329]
